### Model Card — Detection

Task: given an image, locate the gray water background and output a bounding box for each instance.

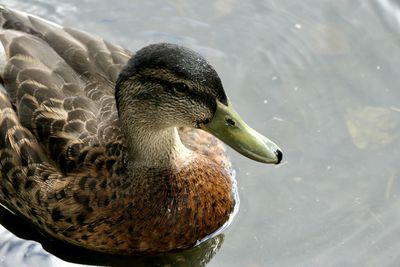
[0,0,400,266]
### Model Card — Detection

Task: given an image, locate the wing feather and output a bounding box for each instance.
[0,6,129,173]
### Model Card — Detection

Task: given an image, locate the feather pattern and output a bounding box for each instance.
[0,6,132,174]
[0,5,233,254]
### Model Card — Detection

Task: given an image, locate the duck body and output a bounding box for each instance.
[0,6,281,254]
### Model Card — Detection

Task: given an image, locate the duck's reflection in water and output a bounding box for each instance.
[0,204,224,267]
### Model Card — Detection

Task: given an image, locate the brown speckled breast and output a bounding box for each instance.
[28,135,235,254]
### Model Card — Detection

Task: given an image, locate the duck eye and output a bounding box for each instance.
[171,83,189,95]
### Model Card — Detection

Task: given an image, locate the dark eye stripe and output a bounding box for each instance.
[191,91,217,113]
[136,74,217,112]
[136,75,188,92]
[137,77,199,101]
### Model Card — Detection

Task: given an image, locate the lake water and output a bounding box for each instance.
[1,0,400,266]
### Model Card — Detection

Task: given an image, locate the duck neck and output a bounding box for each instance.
[123,123,192,170]
[115,81,193,171]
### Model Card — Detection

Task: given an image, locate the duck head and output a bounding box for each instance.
[115,43,282,164]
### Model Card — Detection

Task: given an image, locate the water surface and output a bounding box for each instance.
[1,0,400,266]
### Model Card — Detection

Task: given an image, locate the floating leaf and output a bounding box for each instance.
[345,106,399,150]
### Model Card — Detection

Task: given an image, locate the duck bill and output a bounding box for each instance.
[200,101,282,164]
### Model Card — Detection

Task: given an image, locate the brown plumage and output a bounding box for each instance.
[0,5,282,255]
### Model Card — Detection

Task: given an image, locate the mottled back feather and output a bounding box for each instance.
[0,6,132,173]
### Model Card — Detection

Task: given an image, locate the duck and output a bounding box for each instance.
[0,5,282,255]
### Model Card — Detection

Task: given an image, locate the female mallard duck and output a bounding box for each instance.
[0,6,282,254]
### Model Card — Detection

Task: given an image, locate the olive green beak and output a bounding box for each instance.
[200,101,282,164]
